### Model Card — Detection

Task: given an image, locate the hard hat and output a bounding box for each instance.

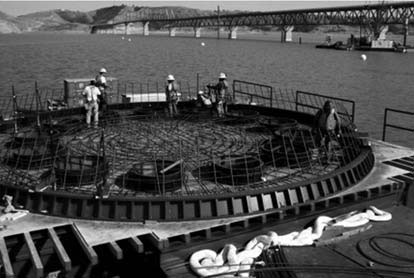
[167,74,175,81]
[219,72,227,79]
[198,90,204,95]
[100,68,107,73]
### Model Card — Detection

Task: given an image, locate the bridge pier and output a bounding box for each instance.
[143,21,149,36]
[194,27,201,38]
[169,27,176,37]
[104,28,114,34]
[281,26,294,43]
[124,23,142,35]
[228,26,238,39]
[113,24,126,34]
[403,18,409,46]
[377,25,388,40]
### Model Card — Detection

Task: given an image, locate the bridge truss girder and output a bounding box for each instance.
[92,2,414,34]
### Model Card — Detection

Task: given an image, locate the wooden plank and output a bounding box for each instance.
[0,237,14,278]
[108,241,123,260]
[47,228,71,272]
[70,224,98,265]
[23,232,43,278]
[128,236,144,253]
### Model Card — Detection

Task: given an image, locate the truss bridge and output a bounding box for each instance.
[91,1,414,42]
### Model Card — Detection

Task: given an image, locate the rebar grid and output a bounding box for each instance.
[0,106,361,197]
[0,78,363,198]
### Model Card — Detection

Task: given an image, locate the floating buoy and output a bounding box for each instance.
[128,38,132,42]
[201,42,205,46]
[121,36,125,40]
[361,54,367,61]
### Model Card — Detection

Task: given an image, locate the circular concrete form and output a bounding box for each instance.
[0,103,374,222]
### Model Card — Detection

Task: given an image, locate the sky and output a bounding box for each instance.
[0,0,403,16]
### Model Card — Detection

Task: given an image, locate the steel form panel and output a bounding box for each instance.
[0,149,375,222]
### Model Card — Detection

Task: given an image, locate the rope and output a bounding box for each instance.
[190,206,392,277]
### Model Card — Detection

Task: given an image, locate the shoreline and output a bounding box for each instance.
[1,29,412,45]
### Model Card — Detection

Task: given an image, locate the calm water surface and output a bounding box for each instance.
[0,33,413,146]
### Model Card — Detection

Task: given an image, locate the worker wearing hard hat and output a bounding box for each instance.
[95,68,108,112]
[208,73,228,118]
[82,80,101,128]
[95,68,107,91]
[314,100,341,163]
[165,74,180,117]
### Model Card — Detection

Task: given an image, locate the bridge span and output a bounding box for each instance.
[91,1,414,43]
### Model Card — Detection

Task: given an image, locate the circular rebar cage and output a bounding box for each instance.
[0,104,364,196]
[0,80,372,221]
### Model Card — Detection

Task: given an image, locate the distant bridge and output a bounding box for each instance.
[91,1,414,43]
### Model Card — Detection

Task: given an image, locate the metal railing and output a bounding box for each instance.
[1,78,356,123]
[295,90,355,123]
[233,80,273,107]
[382,108,414,142]
[231,80,355,125]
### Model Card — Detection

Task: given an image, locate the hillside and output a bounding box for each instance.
[0,11,21,33]
[0,5,215,33]
[88,5,126,24]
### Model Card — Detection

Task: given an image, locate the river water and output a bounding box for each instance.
[0,33,413,147]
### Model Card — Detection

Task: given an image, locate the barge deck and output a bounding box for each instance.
[0,78,412,277]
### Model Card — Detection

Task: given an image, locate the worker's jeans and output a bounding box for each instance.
[216,101,226,118]
[168,101,178,117]
[85,101,99,127]
[318,129,339,163]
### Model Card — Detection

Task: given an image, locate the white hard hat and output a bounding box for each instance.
[198,90,204,95]
[167,74,175,81]
[100,68,107,73]
[219,72,227,79]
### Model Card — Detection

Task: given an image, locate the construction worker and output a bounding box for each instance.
[82,80,101,128]
[208,73,228,118]
[197,90,212,109]
[314,100,341,163]
[95,68,108,112]
[165,74,180,117]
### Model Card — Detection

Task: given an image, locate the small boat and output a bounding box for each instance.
[316,41,348,50]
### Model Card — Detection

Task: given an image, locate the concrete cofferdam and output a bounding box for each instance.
[0,93,373,222]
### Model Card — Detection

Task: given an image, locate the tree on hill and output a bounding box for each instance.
[56,10,93,24]
[89,5,127,24]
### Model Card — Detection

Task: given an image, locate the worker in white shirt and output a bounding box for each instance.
[82,80,101,128]
[95,68,108,112]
